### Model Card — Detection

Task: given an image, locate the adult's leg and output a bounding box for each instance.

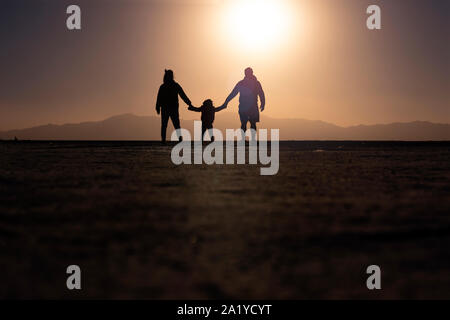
[161,111,170,142]
[170,110,182,141]
[239,112,249,141]
[249,121,257,142]
[240,119,248,131]
[248,107,259,141]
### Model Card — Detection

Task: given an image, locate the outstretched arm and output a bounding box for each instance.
[223,84,239,106]
[214,105,227,113]
[188,105,202,112]
[177,84,192,106]
[257,82,265,111]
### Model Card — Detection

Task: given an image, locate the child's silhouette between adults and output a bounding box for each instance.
[188,99,226,142]
[156,67,265,143]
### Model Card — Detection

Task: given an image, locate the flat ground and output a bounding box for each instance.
[0,141,449,299]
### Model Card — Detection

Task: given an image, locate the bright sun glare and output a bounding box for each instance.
[224,0,293,50]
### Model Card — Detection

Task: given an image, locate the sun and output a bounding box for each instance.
[224,0,293,51]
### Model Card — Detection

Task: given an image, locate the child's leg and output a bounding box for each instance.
[208,125,214,142]
[202,123,214,141]
[201,123,207,141]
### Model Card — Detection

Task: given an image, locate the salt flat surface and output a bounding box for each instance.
[0,141,449,299]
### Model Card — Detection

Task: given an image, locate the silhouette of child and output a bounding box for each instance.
[188,99,226,141]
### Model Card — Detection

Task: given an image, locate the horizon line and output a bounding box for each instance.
[1,139,450,143]
[1,112,449,132]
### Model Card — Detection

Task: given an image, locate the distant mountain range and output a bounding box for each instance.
[1,113,449,141]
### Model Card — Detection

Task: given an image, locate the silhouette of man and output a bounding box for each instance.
[156,69,192,143]
[222,67,265,138]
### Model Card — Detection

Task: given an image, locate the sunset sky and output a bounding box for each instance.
[1,0,448,130]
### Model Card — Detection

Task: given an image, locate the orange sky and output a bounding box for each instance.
[0,0,448,130]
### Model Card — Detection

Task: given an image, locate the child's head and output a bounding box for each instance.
[202,99,213,108]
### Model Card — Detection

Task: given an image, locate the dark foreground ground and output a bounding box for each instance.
[0,141,449,299]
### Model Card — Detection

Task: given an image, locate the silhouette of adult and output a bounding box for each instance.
[156,69,192,143]
[222,67,265,134]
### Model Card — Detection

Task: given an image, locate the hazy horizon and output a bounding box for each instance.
[2,111,450,132]
[1,0,449,131]
[2,112,449,141]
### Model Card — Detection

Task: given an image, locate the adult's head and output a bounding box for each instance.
[163,69,174,84]
[244,67,254,78]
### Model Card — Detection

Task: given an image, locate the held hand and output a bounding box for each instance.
[156,107,160,115]
[260,105,265,112]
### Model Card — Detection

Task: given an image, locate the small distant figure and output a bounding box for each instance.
[222,67,265,139]
[14,136,18,141]
[156,69,193,143]
[188,99,227,141]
